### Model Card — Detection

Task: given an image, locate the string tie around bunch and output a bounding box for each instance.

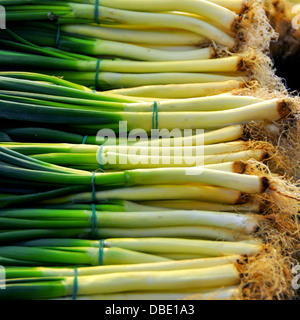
[95,58,102,90]
[55,25,61,47]
[91,171,98,239]
[152,101,158,130]
[94,0,100,24]
[72,268,78,300]
[82,135,88,144]
[98,239,105,265]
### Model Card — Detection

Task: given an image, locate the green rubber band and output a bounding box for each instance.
[91,171,96,203]
[72,268,78,301]
[91,203,97,239]
[95,58,101,90]
[98,239,105,265]
[97,144,105,173]
[152,101,158,130]
[82,135,88,144]
[91,171,98,239]
[95,0,100,24]
[55,25,61,48]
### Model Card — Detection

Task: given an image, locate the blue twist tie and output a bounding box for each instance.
[95,0,100,24]
[55,25,61,48]
[152,101,158,130]
[97,144,105,173]
[82,135,88,144]
[98,239,105,265]
[95,58,102,90]
[72,268,78,301]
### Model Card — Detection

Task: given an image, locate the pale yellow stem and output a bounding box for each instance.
[104,141,249,157]
[124,99,286,131]
[126,167,267,194]
[63,286,240,300]
[69,4,236,47]
[97,56,242,73]
[140,200,260,213]
[134,125,244,147]
[62,24,205,45]
[43,255,240,277]
[96,226,251,241]
[208,0,245,12]
[108,81,244,99]
[101,149,265,170]
[43,184,242,205]
[123,94,263,112]
[106,238,262,256]
[97,72,242,88]
[64,264,241,295]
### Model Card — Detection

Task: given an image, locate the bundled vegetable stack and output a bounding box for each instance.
[0,0,276,91]
[0,0,299,300]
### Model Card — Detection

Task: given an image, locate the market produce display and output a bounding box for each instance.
[0,0,299,301]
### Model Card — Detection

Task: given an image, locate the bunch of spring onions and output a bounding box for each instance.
[0,146,270,191]
[0,142,270,248]
[0,73,289,133]
[0,0,299,301]
[0,72,265,143]
[0,238,262,265]
[0,123,250,147]
[0,206,260,243]
[0,50,246,89]
[1,258,243,300]
[0,237,260,300]
[0,180,256,211]
[0,70,245,100]
[0,0,247,91]
[2,256,243,300]
[0,95,288,131]
[0,145,271,221]
[0,26,218,61]
[0,140,269,171]
[1,0,239,47]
